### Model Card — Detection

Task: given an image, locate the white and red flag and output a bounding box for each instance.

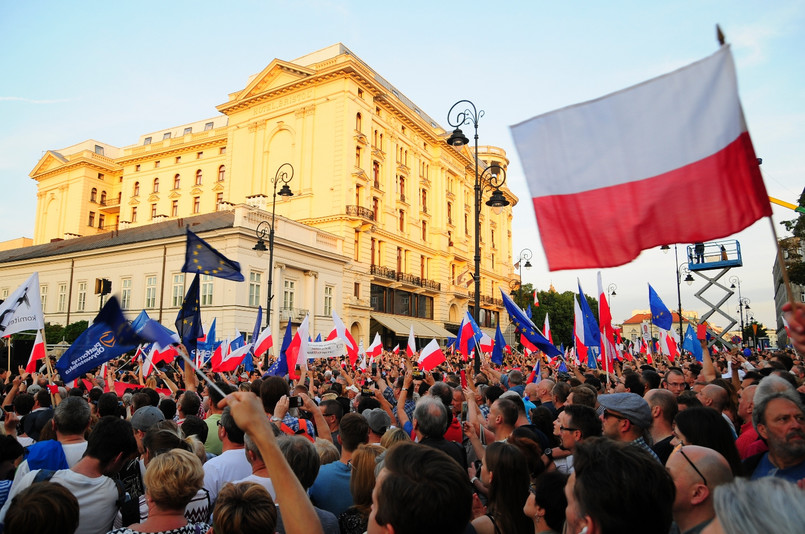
[417,339,445,371]
[392,344,400,355]
[328,311,359,366]
[534,290,539,307]
[367,332,383,359]
[253,326,273,359]
[26,331,45,374]
[543,313,553,344]
[511,46,770,271]
[406,324,416,358]
[597,273,616,374]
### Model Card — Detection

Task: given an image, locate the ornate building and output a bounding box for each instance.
[17,43,517,347]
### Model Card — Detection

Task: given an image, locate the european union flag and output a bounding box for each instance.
[525,304,533,319]
[500,289,562,358]
[182,228,245,282]
[491,323,507,365]
[682,323,703,362]
[649,284,673,330]
[175,274,202,356]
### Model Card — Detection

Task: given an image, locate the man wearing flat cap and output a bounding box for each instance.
[362,408,391,445]
[598,392,661,462]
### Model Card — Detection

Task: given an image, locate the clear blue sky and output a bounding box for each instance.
[1,1,803,333]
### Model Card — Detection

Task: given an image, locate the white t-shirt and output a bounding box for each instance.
[233,473,277,500]
[0,468,119,534]
[202,448,251,506]
[11,441,88,487]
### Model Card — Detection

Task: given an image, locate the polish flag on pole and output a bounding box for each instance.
[543,313,553,344]
[329,311,359,366]
[253,326,273,359]
[406,324,416,357]
[479,332,493,353]
[417,339,445,371]
[392,344,400,355]
[511,45,770,271]
[534,290,539,307]
[286,315,310,379]
[214,343,253,372]
[367,332,383,359]
[142,345,158,377]
[573,296,588,363]
[26,331,45,374]
[597,272,616,374]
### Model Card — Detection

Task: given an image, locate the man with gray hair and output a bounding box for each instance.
[12,396,91,484]
[414,395,467,470]
[746,375,805,482]
[234,433,277,500]
[203,406,251,506]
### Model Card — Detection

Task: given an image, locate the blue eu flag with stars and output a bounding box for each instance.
[649,284,673,331]
[182,228,244,282]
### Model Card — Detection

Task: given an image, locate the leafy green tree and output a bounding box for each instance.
[743,320,768,347]
[63,321,89,343]
[780,188,805,286]
[509,284,598,349]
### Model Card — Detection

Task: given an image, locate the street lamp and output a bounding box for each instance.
[515,248,533,306]
[729,276,748,348]
[607,283,617,299]
[447,100,510,374]
[253,163,294,330]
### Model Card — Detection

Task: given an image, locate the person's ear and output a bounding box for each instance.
[690,483,710,506]
[757,423,768,441]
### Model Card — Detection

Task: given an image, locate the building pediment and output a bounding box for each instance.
[30,151,68,179]
[220,60,315,113]
[190,186,203,196]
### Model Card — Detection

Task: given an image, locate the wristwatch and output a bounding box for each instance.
[544,447,553,461]
[271,416,282,423]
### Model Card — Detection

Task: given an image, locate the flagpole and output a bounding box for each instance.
[175,344,227,399]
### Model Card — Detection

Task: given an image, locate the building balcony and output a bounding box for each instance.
[279,307,309,322]
[346,205,375,221]
[370,264,397,281]
[98,200,121,214]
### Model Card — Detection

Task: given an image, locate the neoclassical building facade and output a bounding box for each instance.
[15,43,518,348]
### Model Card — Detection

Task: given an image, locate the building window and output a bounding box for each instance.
[153,178,159,193]
[135,164,141,172]
[421,189,427,213]
[145,276,157,309]
[373,161,380,187]
[77,282,87,312]
[40,285,47,312]
[175,156,181,163]
[464,213,469,235]
[354,282,360,298]
[447,202,453,225]
[218,165,225,181]
[172,274,185,307]
[95,145,104,155]
[324,286,334,315]
[197,152,203,159]
[283,280,295,310]
[98,214,105,229]
[491,229,495,247]
[373,197,379,221]
[399,176,405,201]
[163,132,171,140]
[249,272,262,307]
[204,122,213,131]
[220,147,226,154]
[154,160,160,168]
[399,210,405,232]
[195,169,202,185]
[88,211,95,227]
[355,146,361,167]
[133,182,140,196]
[173,174,181,189]
[90,188,97,202]
[131,207,137,222]
[144,137,151,145]
[201,275,214,305]
[356,113,362,132]
[118,192,122,204]
[183,127,192,135]
[354,230,360,261]
[171,200,178,217]
[216,192,223,209]
[57,283,67,312]
[100,191,107,205]
[121,278,131,309]
[151,204,157,219]
[193,197,200,214]
[422,220,427,241]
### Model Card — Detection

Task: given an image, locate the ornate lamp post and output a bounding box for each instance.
[729,276,749,348]
[252,163,294,330]
[515,248,533,307]
[446,100,510,373]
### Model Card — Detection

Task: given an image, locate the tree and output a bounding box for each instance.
[743,320,768,347]
[780,188,805,286]
[508,285,598,349]
[63,321,89,343]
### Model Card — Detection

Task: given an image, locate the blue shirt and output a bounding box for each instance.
[309,460,352,517]
[750,453,805,483]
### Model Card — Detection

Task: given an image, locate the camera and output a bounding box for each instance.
[412,370,425,380]
[361,387,374,396]
[288,396,304,408]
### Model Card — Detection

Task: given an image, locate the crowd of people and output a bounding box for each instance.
[0,301,804,534]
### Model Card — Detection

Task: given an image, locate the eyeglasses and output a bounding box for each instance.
[602,409,626,420]
[559,426,580,432]
[673,443,708,486]
[529,482,537,495]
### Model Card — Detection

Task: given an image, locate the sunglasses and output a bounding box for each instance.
[559,426,580,432]
[673,443,708,486]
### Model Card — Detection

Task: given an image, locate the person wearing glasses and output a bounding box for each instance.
[666,444,733,534]
[597,392,661,462]
[551,405,601,474]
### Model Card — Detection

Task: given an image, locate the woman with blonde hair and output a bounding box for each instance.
[108,448,208,533]
[379,427,411,448]
[338,443,384,534]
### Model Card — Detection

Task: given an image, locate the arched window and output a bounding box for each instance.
[356,113,362,132]
[90,188,97,202]
[133,182,140,196]
[195,169,202,185]
[218,165,225,181]
[100,191,107,205]
[173,174,180,189]
[153,178,159,193]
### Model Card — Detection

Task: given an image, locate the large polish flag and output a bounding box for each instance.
[253,326,273,359]
[367,332,383,359]
[417,339,445,371]
[406,324,416,357]
[510,46,770,271]
[328,311,359,366]
[26,331,46,373]
[597,273,616,374]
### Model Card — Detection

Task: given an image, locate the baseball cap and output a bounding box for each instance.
[130,405,165,431]
[362,408,390,435]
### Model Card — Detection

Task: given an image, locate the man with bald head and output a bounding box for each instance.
[666,445,734,534]
[697,384,736,438]
[535,379,556,417]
